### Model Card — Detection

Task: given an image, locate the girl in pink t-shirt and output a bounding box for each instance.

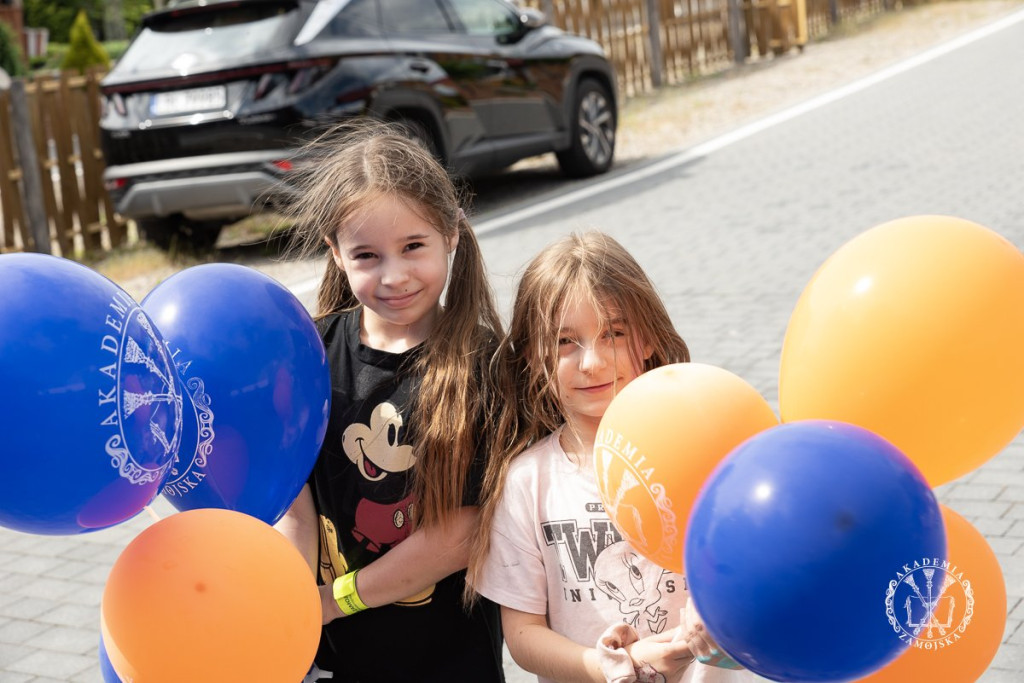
[470,232,751,683]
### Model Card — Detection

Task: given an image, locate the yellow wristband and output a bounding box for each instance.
[333,570,369,616]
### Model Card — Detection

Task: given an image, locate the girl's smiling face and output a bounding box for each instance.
[554,297,650,443]
[328,193,456,351]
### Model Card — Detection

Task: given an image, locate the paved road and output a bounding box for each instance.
[2,9,1023,682]
[480,10,1024,682]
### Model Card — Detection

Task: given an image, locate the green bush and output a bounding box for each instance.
[25,1,154,43]
[0,20,27,77]
[27,42,68,74]
[61,10,110,73]
[105,40,130,63]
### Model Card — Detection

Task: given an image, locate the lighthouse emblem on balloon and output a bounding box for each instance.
[98,293,184,486]
[885,558,974,650]
[160,350,216,499]
[593,428,677,564]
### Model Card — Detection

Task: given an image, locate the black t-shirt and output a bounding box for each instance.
[309,310,504,683]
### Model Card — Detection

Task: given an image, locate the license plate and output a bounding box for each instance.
[150,86,227,116]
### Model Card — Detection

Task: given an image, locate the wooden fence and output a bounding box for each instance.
[524,0,890,96]
[0,68,125,256]
[0,6,24,54]
[0,0,897,258]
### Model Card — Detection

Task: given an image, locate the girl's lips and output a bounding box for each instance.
[378,290,419,307]
[579,381,614,393]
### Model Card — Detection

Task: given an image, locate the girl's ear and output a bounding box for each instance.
[447,228,460,254]
[325,235,345,272]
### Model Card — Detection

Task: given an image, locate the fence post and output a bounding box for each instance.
[829,0,840,25]
[9,80,50,255]
[728,0,750,64]
[644,0,663,88]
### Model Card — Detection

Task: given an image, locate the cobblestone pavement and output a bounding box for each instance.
[2,3,1023,682]
[485,8,1024,681]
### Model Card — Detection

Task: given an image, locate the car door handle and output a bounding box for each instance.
[408,60,431,73]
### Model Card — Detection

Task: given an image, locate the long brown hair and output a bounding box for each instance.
[285,120,503,530]
[467,231,689,596]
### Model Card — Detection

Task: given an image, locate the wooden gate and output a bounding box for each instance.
[0,68,126,256]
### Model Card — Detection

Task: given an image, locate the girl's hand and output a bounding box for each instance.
[624,630,694,681]
[680,598,744,670]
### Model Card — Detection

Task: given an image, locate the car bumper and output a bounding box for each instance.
[103,150,295,221]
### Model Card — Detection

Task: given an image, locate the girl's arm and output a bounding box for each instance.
[320,505,480,623]
[276,484,479,624]
[503,606,697,683]
[502,606,605,683]
[274,484,319,577]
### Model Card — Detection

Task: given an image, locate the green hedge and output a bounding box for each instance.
[61,10,110,73]
[0,19,27,77]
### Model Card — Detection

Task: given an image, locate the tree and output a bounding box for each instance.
[0,18,26,77]
[104,0,126,42]
[61,9,109,73]
[24,0,154,42]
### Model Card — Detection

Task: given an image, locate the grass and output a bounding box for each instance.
[30,40,128,73]
[84,211,295,295]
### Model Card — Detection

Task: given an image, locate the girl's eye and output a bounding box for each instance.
[404,241,425,252]
[558,337,576,346]
[351,251,376,260]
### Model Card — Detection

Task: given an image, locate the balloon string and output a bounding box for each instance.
[144,505,162,522]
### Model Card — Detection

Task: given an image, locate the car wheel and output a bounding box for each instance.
[556,78,616,178]
[136,216,180,250]
[137,216,222,252]
[180,220,224,251]
[391,115,447,168]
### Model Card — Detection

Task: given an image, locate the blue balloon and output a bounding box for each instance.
[99,635,123,682]
[142,263,330,525]
[0,254,181,534]
[684,420,946,682]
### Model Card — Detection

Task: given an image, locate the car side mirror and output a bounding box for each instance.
[498,7,547,45]
[518,8,546,30]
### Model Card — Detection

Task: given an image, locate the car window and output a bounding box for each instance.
[325,0,380,37]
[116,1,303,74]
[380,0,454,34]
[445,0,520,37]
[294,0,380,43]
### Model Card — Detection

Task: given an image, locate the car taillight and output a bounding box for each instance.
[102,92,127,117]
[105,177,128,192]
[288,67,314,94]
[287,60,333,95]
[254,73,277,100]
[271,159,294,172]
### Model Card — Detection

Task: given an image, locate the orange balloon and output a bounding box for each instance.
[857,505,1006,682]
[101,508,321,682]
[594,363,778,573]
[780,215,1024,486]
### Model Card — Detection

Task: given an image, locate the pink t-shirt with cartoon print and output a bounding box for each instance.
[475,430,754,683]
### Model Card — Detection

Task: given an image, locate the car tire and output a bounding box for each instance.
[137,216,222,252]
[392,115,446,167]
[180,220,224,251]
[136,216,181,250]
[556,78,616,178]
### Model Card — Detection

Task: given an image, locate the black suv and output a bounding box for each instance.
[99,0,618,248]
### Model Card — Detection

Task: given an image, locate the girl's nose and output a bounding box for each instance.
[379,260,409,286]
[578,343,607,371]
